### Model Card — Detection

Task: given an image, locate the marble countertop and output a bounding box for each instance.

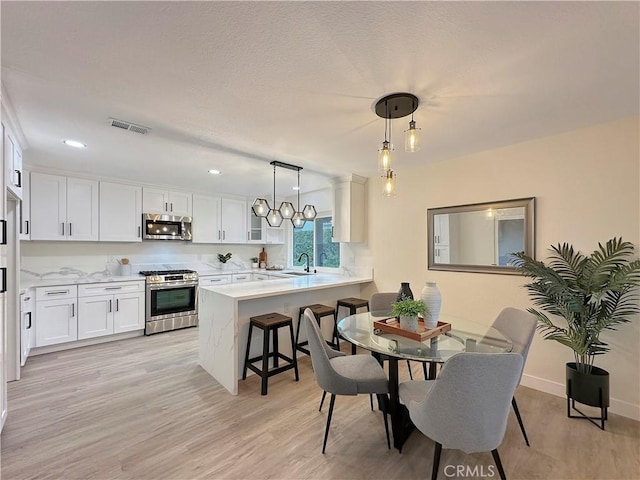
[200,272,373,300]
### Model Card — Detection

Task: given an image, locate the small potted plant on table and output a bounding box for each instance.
[512,237,640,429]
[251,257,259,268]
[391,298,427,332]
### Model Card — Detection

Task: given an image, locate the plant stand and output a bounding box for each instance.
[566,362,609,430]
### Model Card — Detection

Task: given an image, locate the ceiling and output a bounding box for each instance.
[1,1,638,197]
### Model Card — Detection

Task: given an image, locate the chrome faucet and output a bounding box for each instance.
[298,252,310,272]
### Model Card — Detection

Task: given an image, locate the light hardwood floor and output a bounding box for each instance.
[1,328,638,480]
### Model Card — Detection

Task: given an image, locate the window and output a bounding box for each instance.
[292,215,340,268]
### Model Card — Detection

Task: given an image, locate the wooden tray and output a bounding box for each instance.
[373,317,452,342]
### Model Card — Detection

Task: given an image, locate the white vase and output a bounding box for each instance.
[399,315,419,332]
[421,282,442,329]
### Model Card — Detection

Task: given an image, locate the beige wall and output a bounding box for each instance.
[361,117,640,419]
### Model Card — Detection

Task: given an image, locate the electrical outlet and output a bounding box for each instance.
[283,303,290,313]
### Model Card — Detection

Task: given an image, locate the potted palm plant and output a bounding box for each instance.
[391,298,427,332]
[511,237,640,429]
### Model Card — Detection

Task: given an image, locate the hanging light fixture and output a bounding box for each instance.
[382,169,397,197]
[404,99,421,152]
[378,101,393,172]
[291,169,307,229]
[374,92,419,196]
[253,160,316,229]
[265,164,283,227]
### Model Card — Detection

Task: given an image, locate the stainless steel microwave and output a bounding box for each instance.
[142,214,192,241]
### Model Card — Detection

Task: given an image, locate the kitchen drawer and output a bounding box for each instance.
[78,281,144,297]
[232,273,252,283]
[200,275,232,286]
[36,285,78,301]
[253,273,270,281]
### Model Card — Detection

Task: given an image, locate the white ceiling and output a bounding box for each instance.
[1,1,638,197]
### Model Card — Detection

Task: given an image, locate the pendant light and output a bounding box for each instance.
[378,101,393,172]
[374,92,419,196]
[265,164,283,227]
[382,169,397,197]
[404,100,421,152]
[291,169,307,229]
[252,160,317,229]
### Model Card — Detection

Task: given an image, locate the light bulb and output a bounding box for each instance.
[266,208,283,227]
[279,202,294,219]
[404,120,421,153]
[291,212,306,228]
[382,170,397,197]
[378,141,393,172]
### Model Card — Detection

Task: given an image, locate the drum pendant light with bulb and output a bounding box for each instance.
[265,164,283,227]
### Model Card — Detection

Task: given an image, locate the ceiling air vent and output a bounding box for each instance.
[108,118,151,135]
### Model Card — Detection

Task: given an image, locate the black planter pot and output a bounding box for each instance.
[566,362,609,430]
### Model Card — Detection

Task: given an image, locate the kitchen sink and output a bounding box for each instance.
[283,271,313,276]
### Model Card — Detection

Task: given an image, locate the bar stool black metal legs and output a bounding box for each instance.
[243,312,299,395]
[295,304,339,355]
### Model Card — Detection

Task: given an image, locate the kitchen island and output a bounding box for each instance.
[198,271,372,394]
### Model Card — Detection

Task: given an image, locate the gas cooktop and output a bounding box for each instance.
[139,269,197,276]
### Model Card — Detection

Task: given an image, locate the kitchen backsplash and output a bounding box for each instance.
[21,241,287,277]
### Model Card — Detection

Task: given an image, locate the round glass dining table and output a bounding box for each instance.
[337,311,513,450]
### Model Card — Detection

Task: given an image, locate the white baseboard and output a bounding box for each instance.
[30,330,144,356]
[521,373,640,421]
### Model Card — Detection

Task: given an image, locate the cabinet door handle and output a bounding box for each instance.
[115,299,119,312]
[247,232,249,241]
[165,202,168,211]
[1,219,6,245]
[218,230,221,240]
[46,290,69,296]
[138,226,141,237]
[23,296,31,301]
[109,299,112,313]
[61,222,65,236]
[223,230,226,240]
[26,312,32,329]
[26,220,29,235]
[105,286,122,290]
[170,203,173,212]
[71,303,75,317]
[15,170,22,188]
[69,223,72,237]
[0,267,6,293]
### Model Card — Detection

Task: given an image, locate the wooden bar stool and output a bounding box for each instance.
[295,304,339,355]
[242,312,299,395]
[336,297,370,354]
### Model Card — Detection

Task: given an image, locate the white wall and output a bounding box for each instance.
[359,116,640,419]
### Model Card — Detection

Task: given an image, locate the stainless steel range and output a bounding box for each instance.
[140,269,199,335]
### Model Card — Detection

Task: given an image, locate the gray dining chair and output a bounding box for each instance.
[304,308,390,453]
[490,307,537,446]
[399,352,524,480]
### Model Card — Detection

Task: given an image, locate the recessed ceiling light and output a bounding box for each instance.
[63,139,86,148]
[208,169,221,175]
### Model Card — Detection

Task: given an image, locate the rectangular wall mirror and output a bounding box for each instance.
[427,197,535,275]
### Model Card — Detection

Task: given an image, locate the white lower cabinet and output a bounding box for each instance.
[78,282,144,339]
[35,285,78,347]
[199,275,232,287]
[232,273,252,283]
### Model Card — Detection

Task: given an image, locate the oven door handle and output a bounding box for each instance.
[147,282,198,291]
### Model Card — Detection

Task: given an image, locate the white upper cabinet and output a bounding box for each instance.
[143,188,192,216]
[192,195,246,244]
[30,173,99,241]
[99,182,142,242]
[220,198,246,244]
[19,170,30,240]
[192,195,221,243]
[331,174,366,243]
[247,204,265,243]
[3,122,23,200]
